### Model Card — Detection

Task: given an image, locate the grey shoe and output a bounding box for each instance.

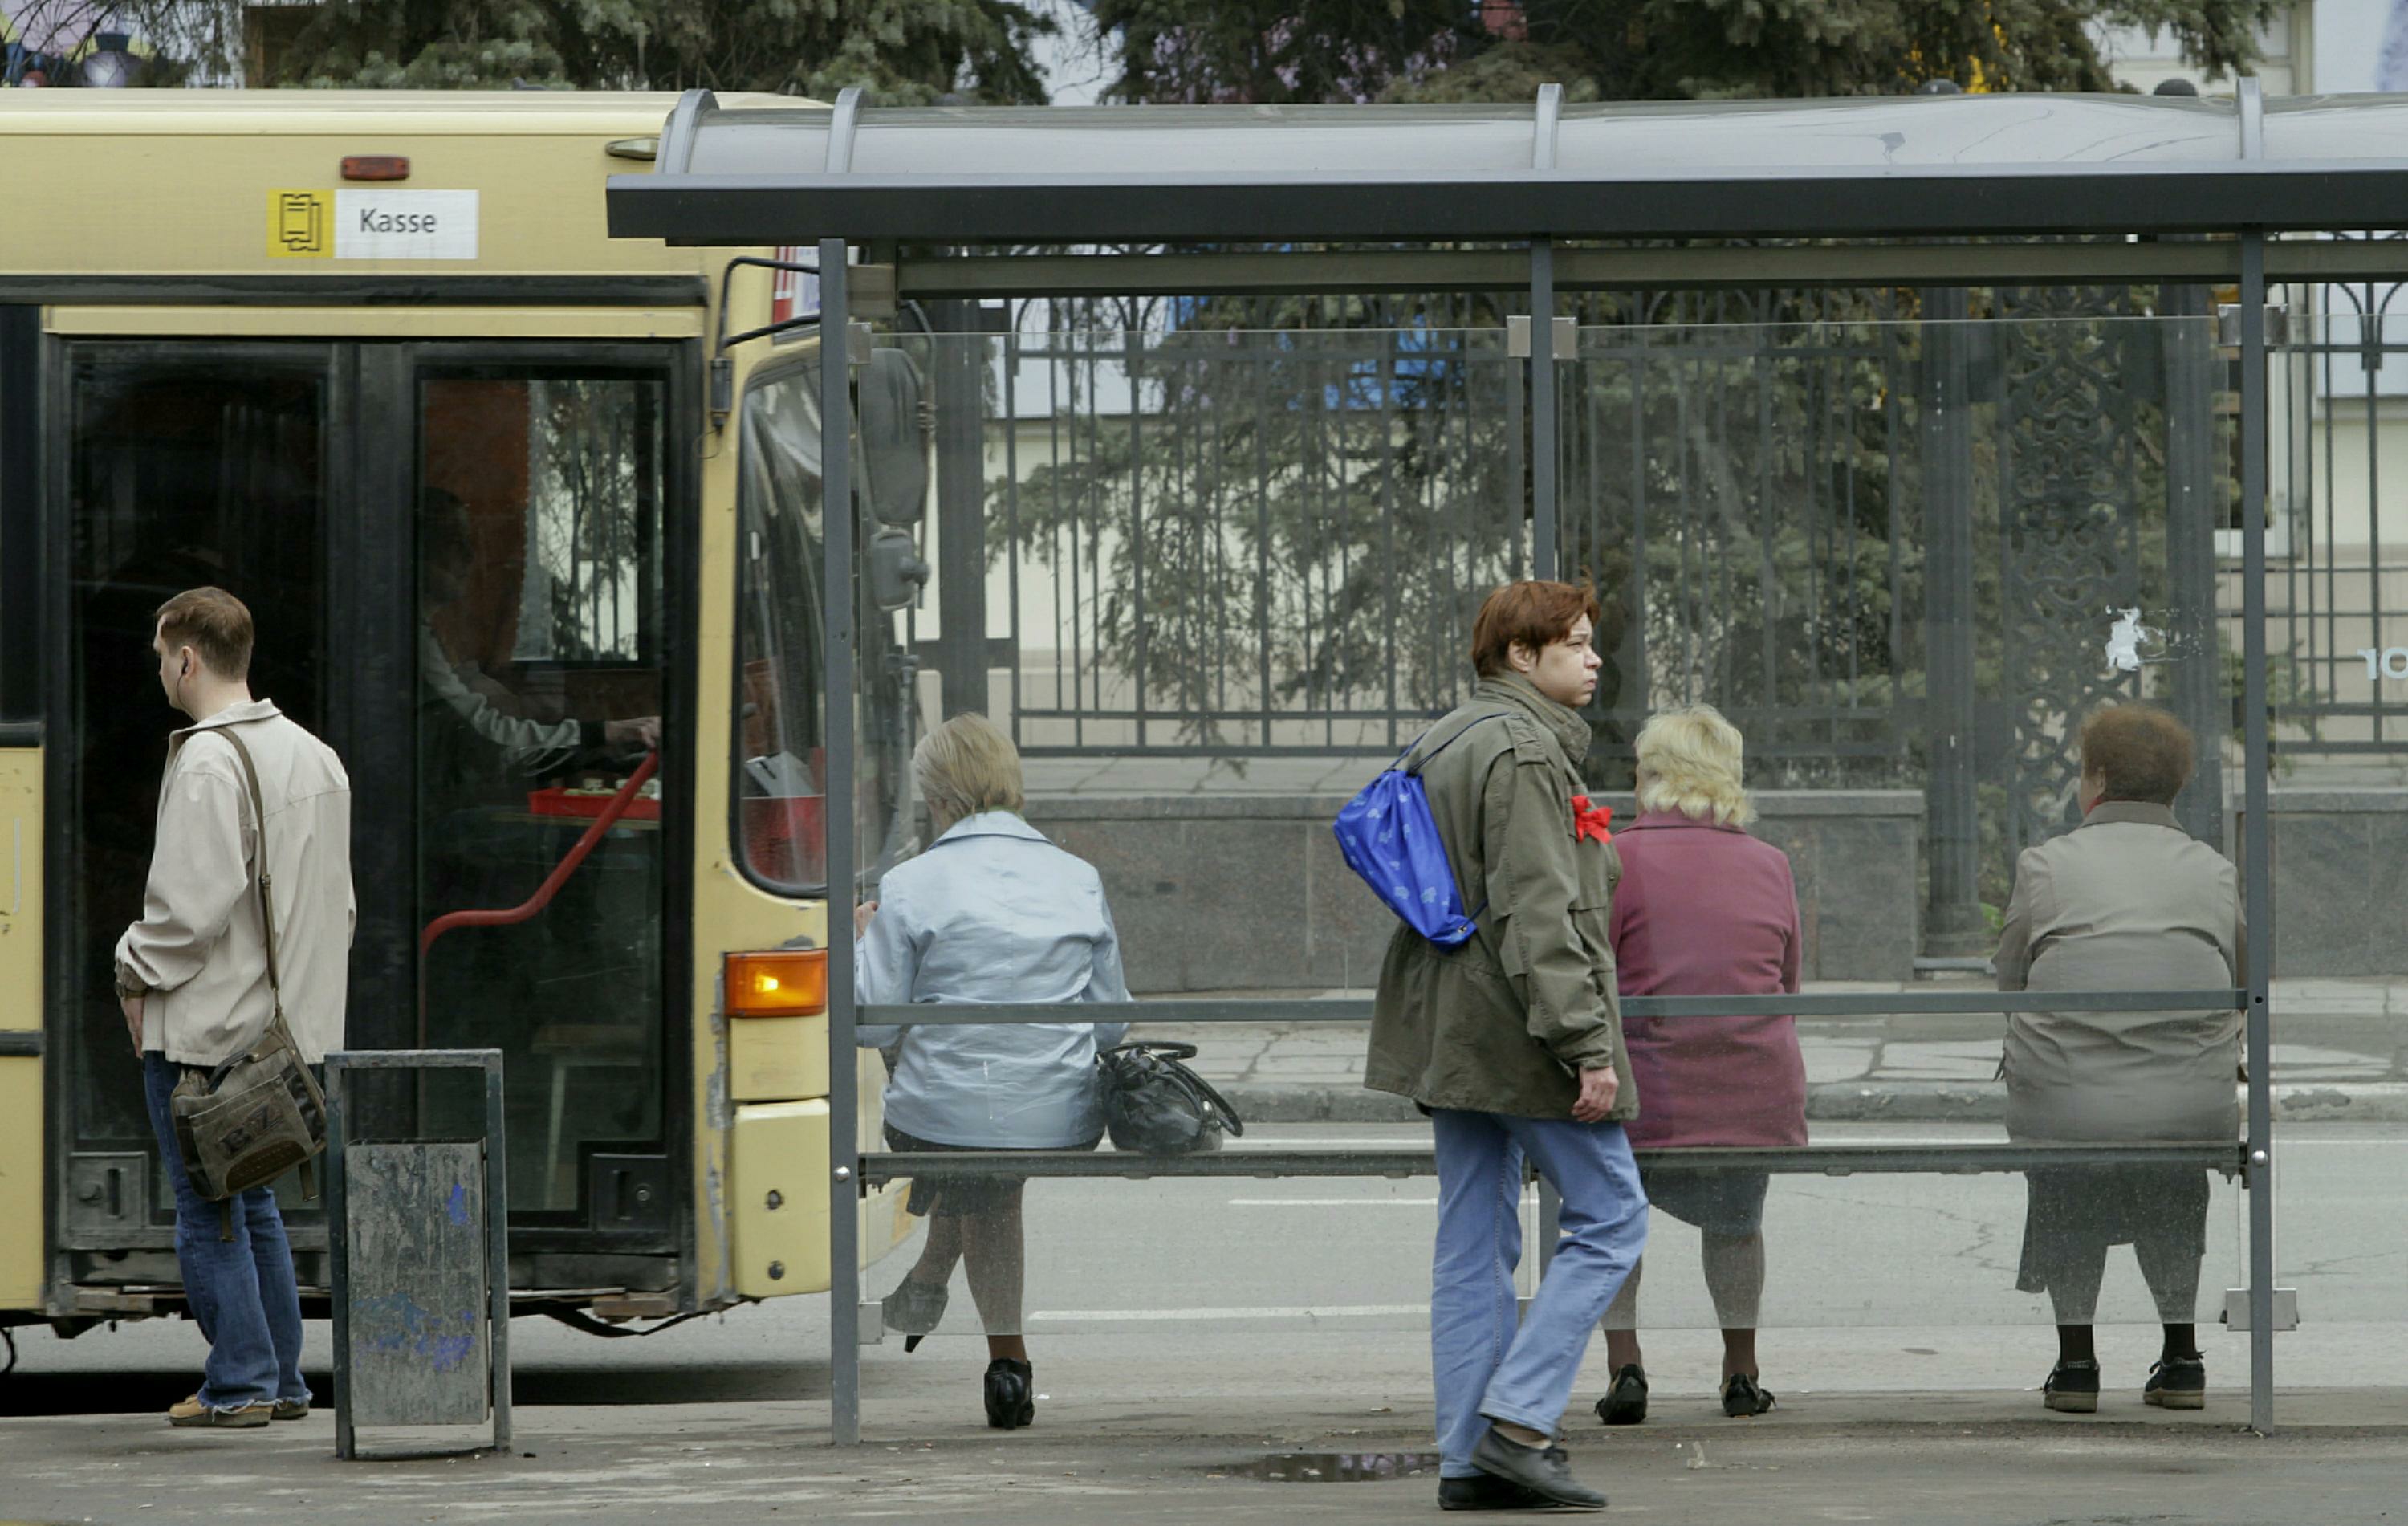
[1469,1427,1606,1512]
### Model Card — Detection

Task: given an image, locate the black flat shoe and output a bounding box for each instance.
[881,1278,947,1353]
[984,1357,1035,1430]
[1438,1473,1556,1511]
[1594,1363,1648,1426]
[2144,1355,2206,1410]
[1720,1373,1775,1417]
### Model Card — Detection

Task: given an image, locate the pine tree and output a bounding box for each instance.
[1088,0,2284,105]
[85,0,1056,98]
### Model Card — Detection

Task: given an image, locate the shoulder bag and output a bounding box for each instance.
[1097,1040,1245,1155]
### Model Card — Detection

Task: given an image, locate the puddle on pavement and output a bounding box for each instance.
[1217,1451,1442,1483]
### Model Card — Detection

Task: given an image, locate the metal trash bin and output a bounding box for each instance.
[323,1049,510,1459]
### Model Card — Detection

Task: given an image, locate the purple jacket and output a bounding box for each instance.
[1608,811,1807,1149]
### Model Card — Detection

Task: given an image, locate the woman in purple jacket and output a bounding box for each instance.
[1592,705,1807,1425]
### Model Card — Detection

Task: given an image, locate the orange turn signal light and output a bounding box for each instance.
[725,949,828,1018]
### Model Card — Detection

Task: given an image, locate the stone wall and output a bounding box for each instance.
[1025,790,1926,994]
[2236,790,2408,979]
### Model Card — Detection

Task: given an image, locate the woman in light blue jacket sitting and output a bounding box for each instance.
[856,711,1131,1430]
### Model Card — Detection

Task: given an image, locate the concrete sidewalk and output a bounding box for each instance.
[5,1390,2407,1525]
[1156,978,2408,1125]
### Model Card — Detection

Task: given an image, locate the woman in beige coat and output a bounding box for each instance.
[1994,702,2243,1415]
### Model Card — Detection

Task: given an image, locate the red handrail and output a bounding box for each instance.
[418,751,661,969]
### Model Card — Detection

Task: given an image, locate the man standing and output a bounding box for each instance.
[1365,580,1645,1512]
[116,588,352,1429]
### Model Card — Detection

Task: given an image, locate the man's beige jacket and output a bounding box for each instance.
[116,699,353,1067]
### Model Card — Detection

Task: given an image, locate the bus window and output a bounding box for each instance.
[416,368,668,1218]
[736,359,916,896]
[735,364,828,889]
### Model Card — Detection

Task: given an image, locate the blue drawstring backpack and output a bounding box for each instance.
[1332,714,1509,947]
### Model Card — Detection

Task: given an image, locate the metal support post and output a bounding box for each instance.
[1531,238,1559,582]
[2239,226,2277,1438]
[821,239,864,1448]
[2159,272,2229,846]
[1918,288,1986,958]
[929,297,990,718]
[1536,1178,1563,1277]
[485,1056,511,1451]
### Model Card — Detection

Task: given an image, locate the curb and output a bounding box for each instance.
[1222,1080,2408,1127]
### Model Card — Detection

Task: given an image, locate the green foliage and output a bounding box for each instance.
[96,0,1056,97]
[1089,0,2285,106]
[1087,0,1479,104]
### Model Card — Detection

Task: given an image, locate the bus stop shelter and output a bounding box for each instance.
[609,81,2408,1443]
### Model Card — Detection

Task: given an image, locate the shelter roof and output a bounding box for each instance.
[608,87,2408,246]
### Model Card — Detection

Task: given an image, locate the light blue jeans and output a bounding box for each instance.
[1430,1108,1647,1477]
[143,1054,311,1412]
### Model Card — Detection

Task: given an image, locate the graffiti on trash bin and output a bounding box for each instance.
[355,1291,479,1373]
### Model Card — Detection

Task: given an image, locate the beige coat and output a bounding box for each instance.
[116,700,354,1067]
[1365,674,1636,1121]
[1993,802,2243,1144]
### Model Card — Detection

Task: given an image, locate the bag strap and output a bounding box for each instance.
[1401,711,1512,930]
[1401,711,1512,778]
[214,728,295,1045]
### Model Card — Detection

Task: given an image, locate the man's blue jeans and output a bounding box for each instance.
[1430,1108,1647,1476]
[142,1053,311,1411]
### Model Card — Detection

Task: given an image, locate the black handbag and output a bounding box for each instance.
[167,728,327,1223]
[1096,1041,1244,1155]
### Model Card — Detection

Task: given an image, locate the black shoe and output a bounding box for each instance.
[1438,1474,1556,1512]
[983,1357,1035,1430]
[2044,1358,2101,1414]
[1469,1427,1605,1512]
[1720,1373,1775,1418]
[881,1277,947,1353]
[2144,1355,2207,1410]
[1593,1365,1648,1426]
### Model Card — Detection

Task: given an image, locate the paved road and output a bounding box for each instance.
[2,1121,2404,1524]
[7,1122,2402,1419]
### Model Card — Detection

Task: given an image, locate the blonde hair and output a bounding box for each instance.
[1633,704,1755,825]
[913,712,1026,828]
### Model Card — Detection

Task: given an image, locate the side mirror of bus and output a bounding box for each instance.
[856,348,929,527]
[868,527,930,612]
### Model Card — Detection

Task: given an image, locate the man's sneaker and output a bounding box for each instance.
[1469,1427,1606,1512]
[167,1395,272,1429]
[1594,1364,1648,1426]
[1438,1473,1556,1512]
[2144,1356,2207,1410]
[2044,1359,2101,1414]
[271,1398,310,1421]
[1720,1373,1776,1418]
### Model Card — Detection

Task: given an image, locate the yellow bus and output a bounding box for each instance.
[0,90,914,1339]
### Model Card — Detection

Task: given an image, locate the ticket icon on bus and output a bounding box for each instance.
[270,190,331,257]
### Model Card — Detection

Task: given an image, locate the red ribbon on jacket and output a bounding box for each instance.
[1570,794,1615,845]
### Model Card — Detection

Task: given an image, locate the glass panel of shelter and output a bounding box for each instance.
[836,313,2245,1422]
[2257,311,2408,1378]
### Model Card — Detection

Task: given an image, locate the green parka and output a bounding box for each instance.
[1363,674,1637,1121]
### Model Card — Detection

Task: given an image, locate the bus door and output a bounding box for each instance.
[393,344,687,1282]
[54,341,351,1295]
[53,334,690,1299]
